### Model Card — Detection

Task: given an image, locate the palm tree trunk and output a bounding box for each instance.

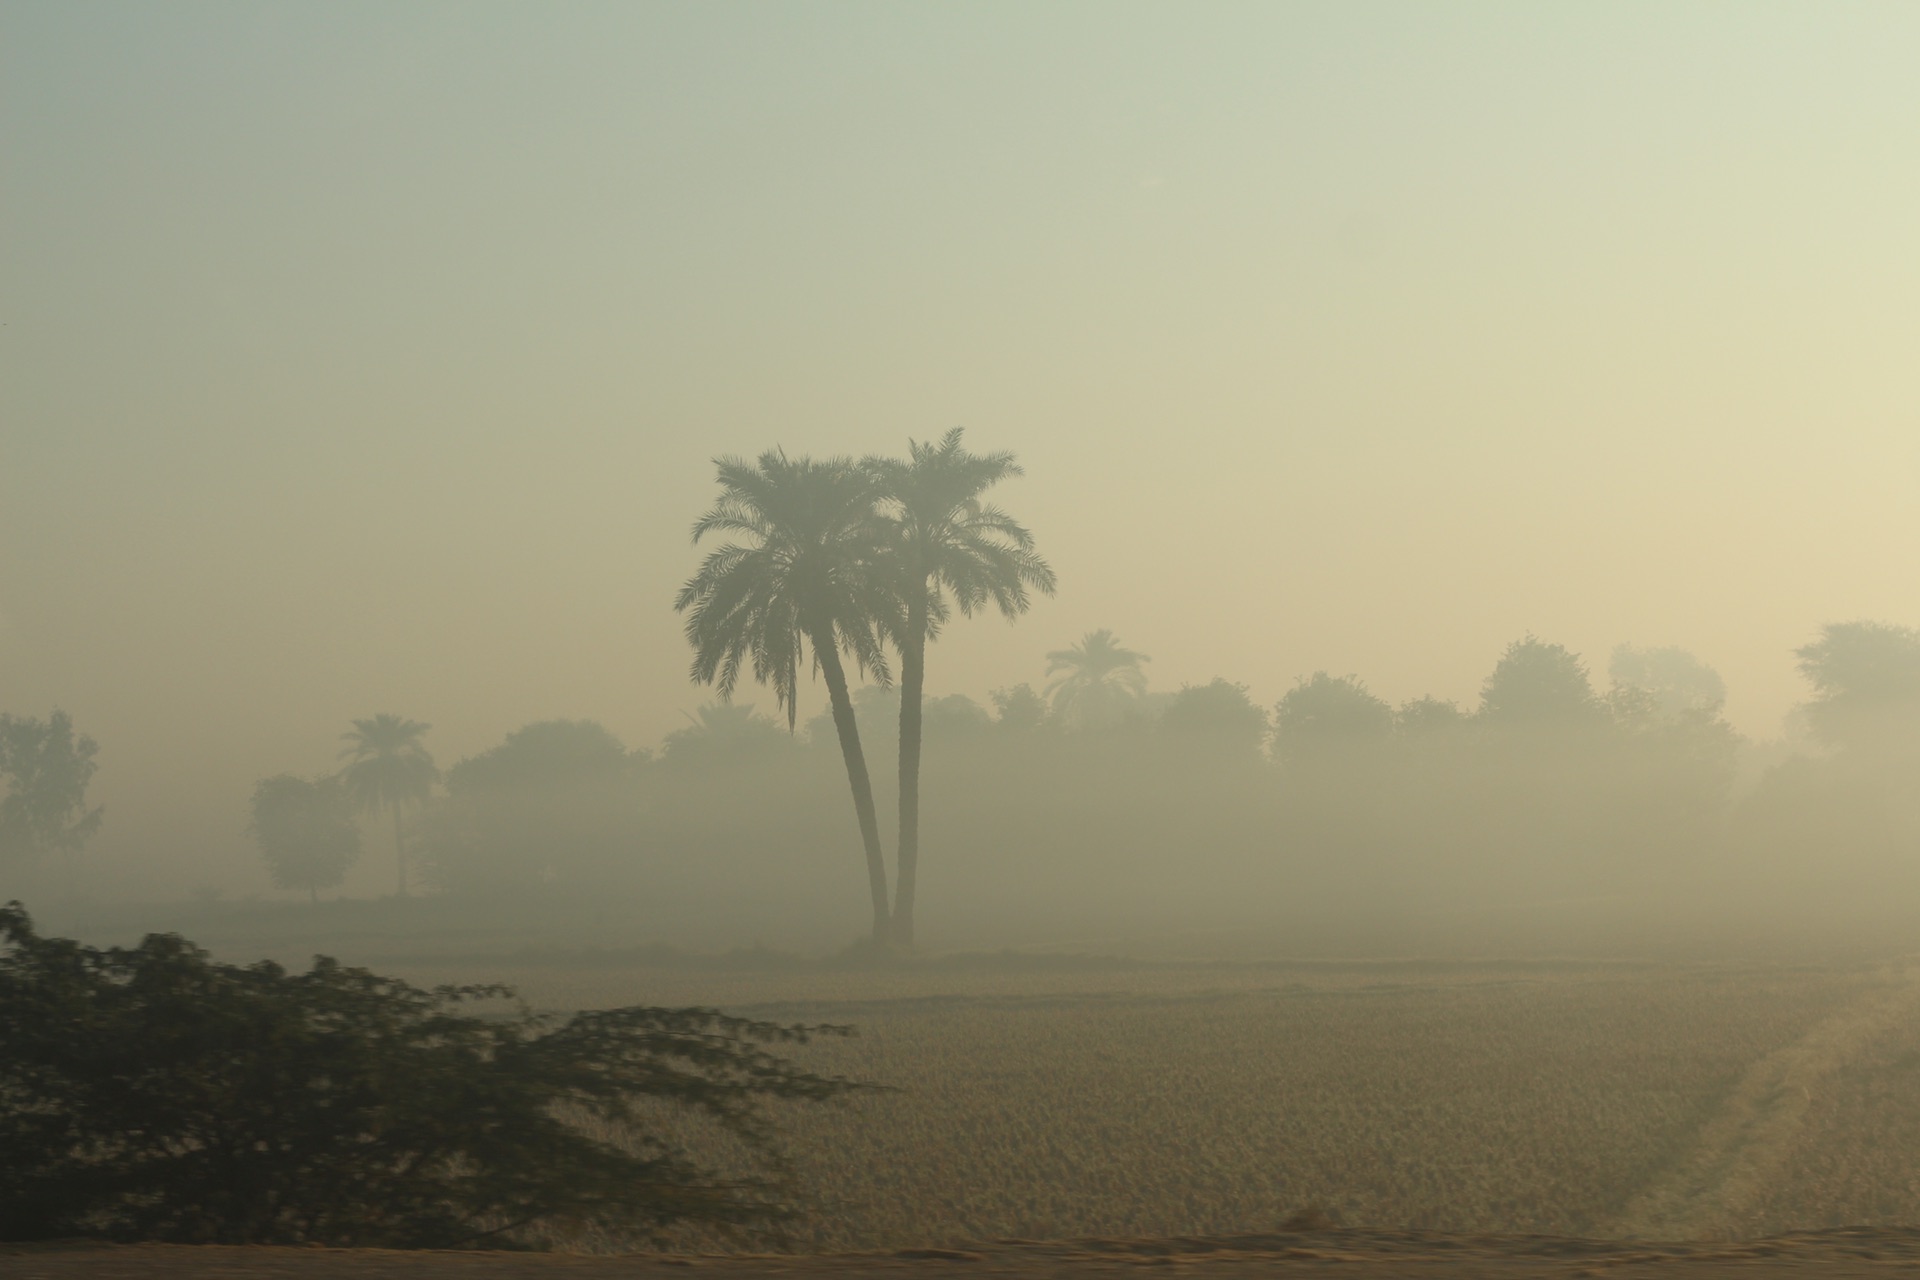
[892,595,928,949]
[812,626,890,941]
[393,803,408,897]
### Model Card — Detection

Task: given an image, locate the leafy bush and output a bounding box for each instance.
[0,903,866,1248]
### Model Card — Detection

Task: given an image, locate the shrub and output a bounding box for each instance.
[0,903,866,1248]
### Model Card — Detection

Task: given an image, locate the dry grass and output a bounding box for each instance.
[387,958,1909,1251]
[1752,985,1920,1232]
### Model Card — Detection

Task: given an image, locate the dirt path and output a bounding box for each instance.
[1606,963,1920,1241]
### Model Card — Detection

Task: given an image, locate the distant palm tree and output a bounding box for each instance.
[339,714,439,897]
[867,429,1055,948]
[675,451,897,941]
[1045,630,1149,730]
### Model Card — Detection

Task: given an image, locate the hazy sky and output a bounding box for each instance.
[4,3,1917,895]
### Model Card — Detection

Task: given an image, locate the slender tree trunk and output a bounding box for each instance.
[393,803,408,897]
[892,594,928,949]
[812,626,890,941]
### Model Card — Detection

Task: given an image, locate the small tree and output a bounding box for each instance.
[0,904,868,1248]
[249,774,361,903]
[0,710,104,890]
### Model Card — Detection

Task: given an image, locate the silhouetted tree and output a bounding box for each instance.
[1732,621,1920,883]
[249,774,360,904]
[423,720,640,895]
[1272,673,1393,766]
[867,429,1055,947]
[675,451,896,941]
[1794,620,1920,756]
[662,703,795,766]
[1609,645,1727,717]
[1045,630,1149,730]
[0,904,867,1248]
[922,693,994,738]
[1160,679,1269,759]
[0,711,104,885]
[1478,637,1602,729]
[1396,696,1468,737]
[339,715,439,897]
[990,683,1052,733]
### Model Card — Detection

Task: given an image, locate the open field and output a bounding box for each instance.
[371,954,1920,1252]
[18,943,1920,1280]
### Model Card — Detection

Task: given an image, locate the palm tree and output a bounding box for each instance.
[675,450,897,941]
[1045,630,1149,729]
[867,429,1055,948]
[339,714,439,897]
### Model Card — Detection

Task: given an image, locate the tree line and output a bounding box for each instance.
[235,617,1918,941]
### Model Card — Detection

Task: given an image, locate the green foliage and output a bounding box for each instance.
[249,774,360,901]
[0,710,103,869]
[0,905,865,1248]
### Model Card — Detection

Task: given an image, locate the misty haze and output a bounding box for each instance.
[4,4,1920,1278]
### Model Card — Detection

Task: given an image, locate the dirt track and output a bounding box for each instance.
[1604,965,1920,1240]
[10,1229,1920,1279]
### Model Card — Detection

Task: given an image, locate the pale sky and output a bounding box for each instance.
[3,2,1917,896]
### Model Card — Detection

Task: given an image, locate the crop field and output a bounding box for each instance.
[386,957,1920,1252]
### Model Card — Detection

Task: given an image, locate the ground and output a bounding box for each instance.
[15,941,1920,1274]
[10,1229,1920,1279]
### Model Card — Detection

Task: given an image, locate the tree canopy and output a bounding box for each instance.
[0,710,103,873]
[1044,630,1150,730]
[0,904,867,1248]
[1795,620,1920,754]
[249,774,360,903]
[1478,637,1601,728]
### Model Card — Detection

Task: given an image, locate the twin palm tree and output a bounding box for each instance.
[867,430,1055,947]
[676,433,1052,948]
[339,714,439,897]
[676,451,898,940]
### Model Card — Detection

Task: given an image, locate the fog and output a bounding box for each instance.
[4,4,1919,963]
